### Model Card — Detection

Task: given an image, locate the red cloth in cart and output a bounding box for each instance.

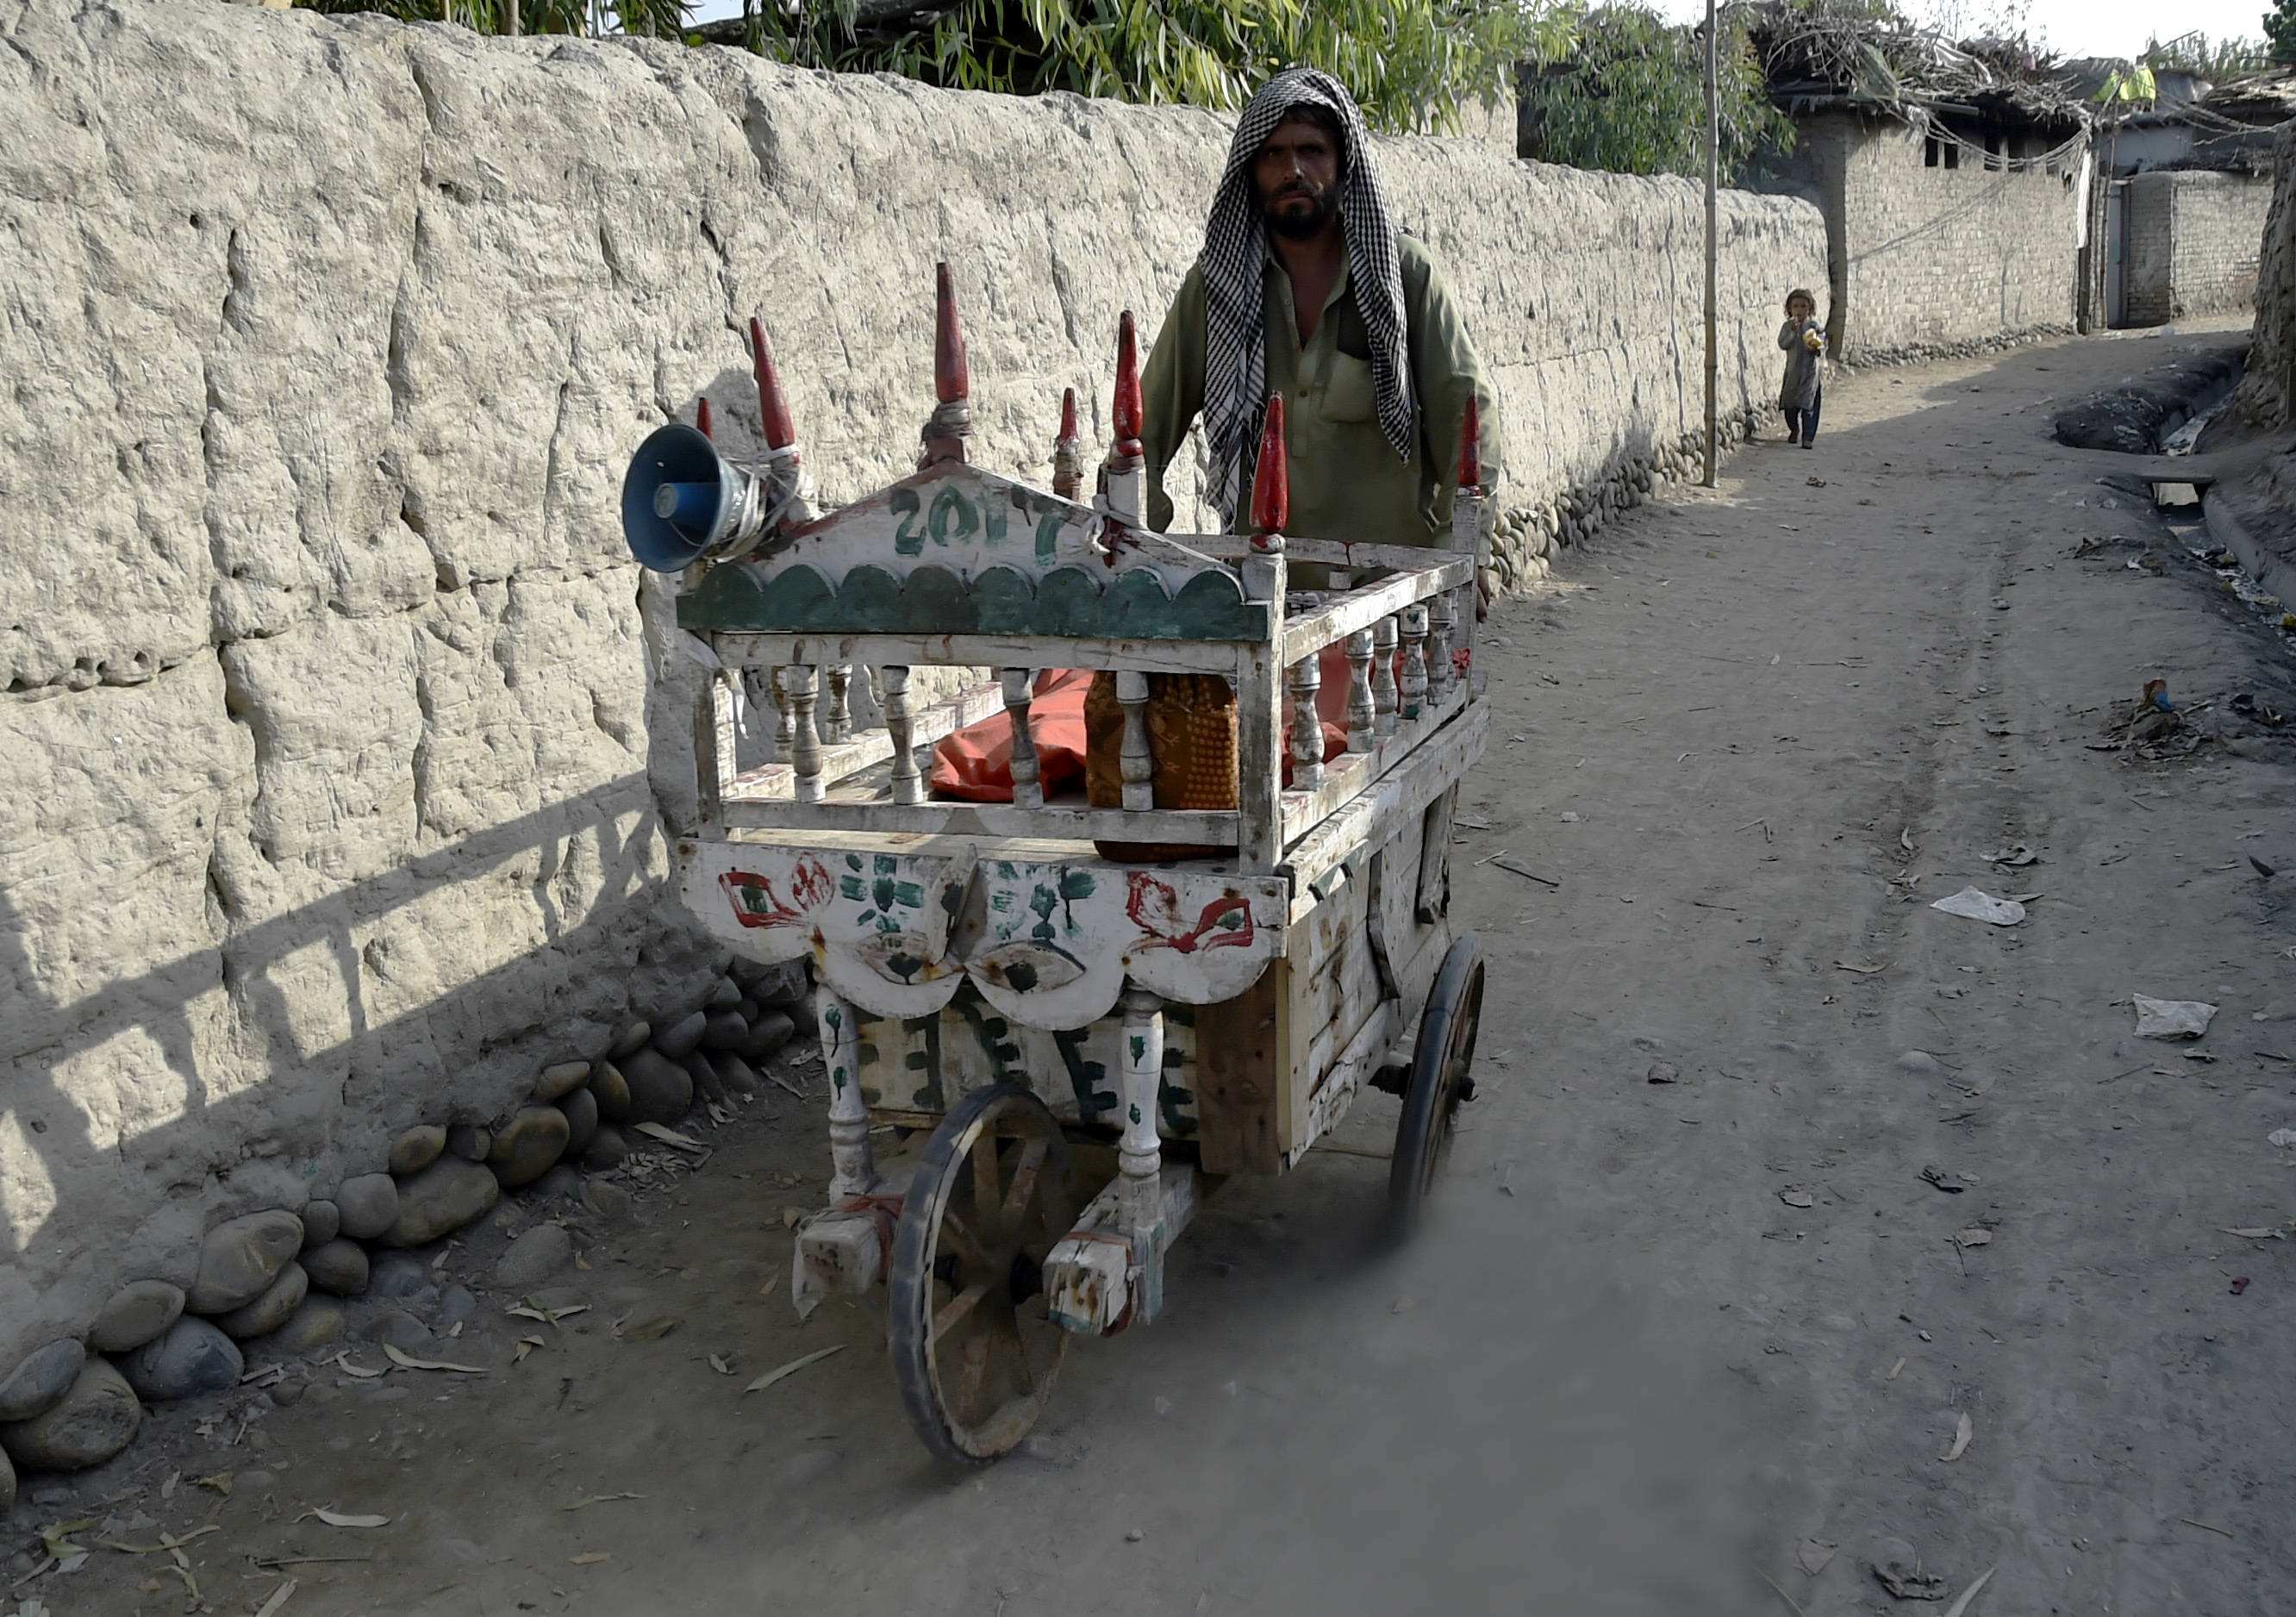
[927,668,1094,802]
[927,649,1352,802]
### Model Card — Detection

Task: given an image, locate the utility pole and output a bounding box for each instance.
[1702,0,1719,488]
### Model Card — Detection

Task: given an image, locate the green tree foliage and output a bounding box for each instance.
[1519,5,1790,183]
[2265,0,2296,66]
[741,0,1573,134]
[298,0,689,40]
[2143,30,2273,78]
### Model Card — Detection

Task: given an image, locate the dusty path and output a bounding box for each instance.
[32,324,2296,1616]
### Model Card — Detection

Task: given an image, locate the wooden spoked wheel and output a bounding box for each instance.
[888,1083,1077,1465]
[1388,934,1484,1233]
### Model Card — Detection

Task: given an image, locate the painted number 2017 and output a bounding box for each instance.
[889,484,1069,562]
[892,485,1008,557]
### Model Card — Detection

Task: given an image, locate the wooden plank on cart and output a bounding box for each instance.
[711,630,1255,680]
[674,457,1271,642]
[1193,971,1282,1175]
[1283,701,1488,919]
[1278,559,1473,667]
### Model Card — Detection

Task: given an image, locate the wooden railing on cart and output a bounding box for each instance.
[690,537,1482,878]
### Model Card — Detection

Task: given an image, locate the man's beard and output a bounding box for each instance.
[1263,184,1338,240]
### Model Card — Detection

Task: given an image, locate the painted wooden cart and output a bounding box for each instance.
[621,267,1490,1464]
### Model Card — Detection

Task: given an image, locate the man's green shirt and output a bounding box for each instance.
[1140,234,1501,570]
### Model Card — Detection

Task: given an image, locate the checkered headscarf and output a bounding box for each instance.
[1200,68,1412,523]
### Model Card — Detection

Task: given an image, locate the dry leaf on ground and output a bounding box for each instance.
[1941,1564,1997,1617]
[383,1343,487,1375]
[1942,1411,1974,1462]
[744,1345,845,1393]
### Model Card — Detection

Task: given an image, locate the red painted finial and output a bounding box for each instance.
[749,316,796,451]
[1457,394,1482,491]
[1251,395,1288,537]
[696,396,714,440]
[1051,386,1084,503]
[934,262,970,404]
[1112,311,1142,456]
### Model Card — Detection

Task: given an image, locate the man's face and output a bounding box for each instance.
[1254,115,1341,240]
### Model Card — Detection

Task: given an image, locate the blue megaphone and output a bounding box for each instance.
[620,421,764,572]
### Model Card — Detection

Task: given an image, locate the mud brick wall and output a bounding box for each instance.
[2122,169,2275,328]
[0,0,1823,1369]
[1798,113,2081,361]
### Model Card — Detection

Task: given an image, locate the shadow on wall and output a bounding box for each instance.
[0,760,708,1364]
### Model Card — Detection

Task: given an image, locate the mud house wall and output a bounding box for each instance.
[2231,124,2295,430]
[0,0,1825,1368]
[2122,170,2274,327]
[1800,112,2081,359]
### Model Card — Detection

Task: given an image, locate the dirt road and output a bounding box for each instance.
[31,324,2296,1616]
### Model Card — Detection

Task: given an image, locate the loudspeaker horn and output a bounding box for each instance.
[620,421,765,572]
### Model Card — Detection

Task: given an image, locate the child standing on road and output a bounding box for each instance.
[1777,289,1824,448]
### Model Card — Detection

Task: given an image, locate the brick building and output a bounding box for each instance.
[2115,169,2273,325]
[1782,106,2086,360]
[2089,71,2292,328]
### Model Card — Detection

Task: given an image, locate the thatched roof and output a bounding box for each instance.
[2203,66,2296,129]
[1728,1,2091,130]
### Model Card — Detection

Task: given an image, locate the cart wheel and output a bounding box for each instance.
[1388,934,1485,1233]
[888,1083,1076,1465]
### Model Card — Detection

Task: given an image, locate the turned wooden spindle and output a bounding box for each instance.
[743,315,816,539]
[1288,654,1325,791]
[1427,592,1455,702]
[920,263,973,466]
[1051,387,1083,503]
[751,315,798,451]
[1003,669,1042,810]
[786,665,823,803]
[1102,311,1145,529]
[818,988,876,1198]
[1118,982,1165,1246]
[1451,396,1485,687]
[1371,616,1399,739]
[771,665,795,763]
[1115,671,1152,812]
[1399,605,1428,721]
[1250,394,1289,536]
[824,664,852,744]
[1241,394,1289,603]
[1345,629,1376,756]
[880,665,920,805]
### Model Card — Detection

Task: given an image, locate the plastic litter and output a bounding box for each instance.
[1931,887,2025,926]
[2133,995,2217,1040]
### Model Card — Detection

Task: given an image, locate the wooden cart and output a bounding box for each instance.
[623,269,1490,1464]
